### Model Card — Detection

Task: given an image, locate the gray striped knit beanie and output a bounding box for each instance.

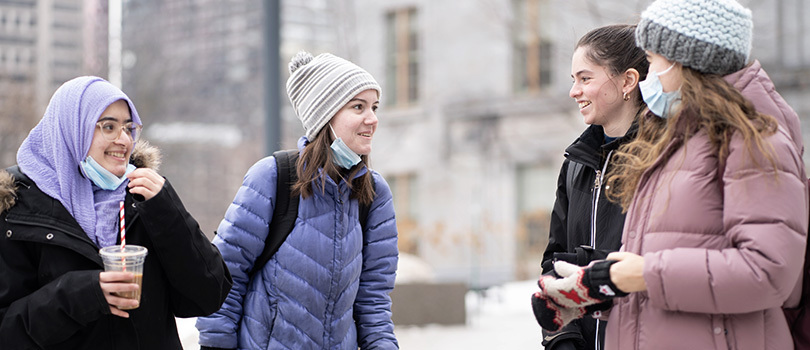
[636,0,752,76]
[286,51,381,140]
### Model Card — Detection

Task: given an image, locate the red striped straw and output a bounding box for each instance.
[119,201,126,249]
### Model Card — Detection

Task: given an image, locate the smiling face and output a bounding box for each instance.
[328,89,379,155]
[87,100,134,177]
[569,46,629,128]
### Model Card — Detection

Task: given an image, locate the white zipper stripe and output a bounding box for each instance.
[591,149,613,350]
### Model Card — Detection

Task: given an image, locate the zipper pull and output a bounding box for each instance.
[594,170,602,190]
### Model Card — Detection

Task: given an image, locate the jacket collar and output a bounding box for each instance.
[723,60,762,92]
[565,121,639,169]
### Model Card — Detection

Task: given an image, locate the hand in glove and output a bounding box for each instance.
[531,291,611,332]
[539,260,628,308]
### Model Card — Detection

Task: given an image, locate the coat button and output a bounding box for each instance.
[5,230,11,238]
[46,233,54,240]
[628,231,636,238]
[713,327,722,335]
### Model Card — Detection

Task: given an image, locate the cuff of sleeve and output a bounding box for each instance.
[586,260,629,299]
[643,252,668,309]
[542,329,585,349]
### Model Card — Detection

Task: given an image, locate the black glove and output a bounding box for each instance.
[542,246,611,273]
[541,326,586,350]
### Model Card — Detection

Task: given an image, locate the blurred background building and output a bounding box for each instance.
[0,0,107,166]
[0,0,808,291]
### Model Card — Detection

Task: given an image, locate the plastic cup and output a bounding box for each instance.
[99,245,148,310]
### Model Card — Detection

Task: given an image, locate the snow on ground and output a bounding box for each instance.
[177,280,543,349]
[393,280,543,349]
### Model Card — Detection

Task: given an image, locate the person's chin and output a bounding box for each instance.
[105,166,127,178]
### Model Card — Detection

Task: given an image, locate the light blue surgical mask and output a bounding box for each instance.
[328,124,362,169]
[80,156,135,190]
[639,63,681,119]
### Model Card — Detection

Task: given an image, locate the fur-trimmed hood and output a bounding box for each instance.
[0,141,162,213]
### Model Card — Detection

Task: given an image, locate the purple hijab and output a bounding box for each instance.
[16,76,142,247]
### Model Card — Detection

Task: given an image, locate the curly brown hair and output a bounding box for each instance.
[291,128,375,206]
[605,66,777,211]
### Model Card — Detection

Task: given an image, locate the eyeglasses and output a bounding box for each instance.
[96,120,142,142]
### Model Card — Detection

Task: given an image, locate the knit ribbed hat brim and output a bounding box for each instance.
[636,18,748,76]
[635,0,752,76]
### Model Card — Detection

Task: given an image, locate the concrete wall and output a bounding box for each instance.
[391,282,468,325]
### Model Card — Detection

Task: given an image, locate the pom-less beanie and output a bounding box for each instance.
[636,0,752,76]
[286,51,381,140]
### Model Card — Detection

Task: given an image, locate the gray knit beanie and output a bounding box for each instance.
[286,51,381,140]
[636,0,752,76]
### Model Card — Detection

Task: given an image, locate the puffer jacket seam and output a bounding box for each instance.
[274,304,324,346]
[217,224,265,252]
[277,264,329,302]
[233,187,273,223]
[281,236,333,274]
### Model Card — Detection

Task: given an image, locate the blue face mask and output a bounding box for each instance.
[328,124,362,169]
[639,63,680,119]
[80,156,136,190]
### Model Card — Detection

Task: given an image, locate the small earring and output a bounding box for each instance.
[623,92,630,101]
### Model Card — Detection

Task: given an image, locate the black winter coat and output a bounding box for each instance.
[0,146,232,350]
[540,123,636,350]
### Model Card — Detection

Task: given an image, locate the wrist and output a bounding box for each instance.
[585,260,629,299]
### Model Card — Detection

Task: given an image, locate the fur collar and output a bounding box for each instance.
[0,141,162,213]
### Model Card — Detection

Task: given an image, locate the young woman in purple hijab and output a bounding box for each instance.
[0,76,232,349]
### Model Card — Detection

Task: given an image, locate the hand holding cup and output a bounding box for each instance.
[99,245,148,317]
[99,271,140,317]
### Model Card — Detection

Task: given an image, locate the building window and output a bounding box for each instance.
[386,173,419,254]
[775,0,810,69]
[512,0,553,93]
[385,8,419,107]
[514,163,557,279]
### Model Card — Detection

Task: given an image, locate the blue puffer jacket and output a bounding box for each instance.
[196,139,399,350]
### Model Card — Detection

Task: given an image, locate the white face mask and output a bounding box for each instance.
[639,62,680,118]
[328,124,361,169]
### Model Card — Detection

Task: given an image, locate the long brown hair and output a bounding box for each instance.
[605,66,777,211]
[291,128,376,205]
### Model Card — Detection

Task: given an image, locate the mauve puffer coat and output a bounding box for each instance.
[196,140,399,350]
[605,110,807,350]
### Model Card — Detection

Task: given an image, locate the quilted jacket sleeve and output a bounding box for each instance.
[196,156,278,349]
[354,171,399,350]
[644,129,808,314]
[135,179,233,317]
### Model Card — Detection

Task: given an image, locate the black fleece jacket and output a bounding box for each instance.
[540,123,637,350]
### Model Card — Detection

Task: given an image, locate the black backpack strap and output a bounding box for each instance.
[565,160,582,198]
[249,149,300,278]
[358,173,375,234]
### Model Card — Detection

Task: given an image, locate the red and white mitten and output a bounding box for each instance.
[538,260,628,309]
[531,291,612,332]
